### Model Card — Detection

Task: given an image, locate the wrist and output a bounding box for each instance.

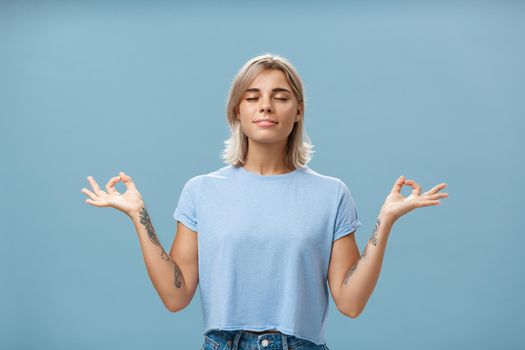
[378,210,396,228]
[127,206,145,222]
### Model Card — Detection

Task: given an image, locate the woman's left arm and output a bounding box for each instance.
[338,175,449,317]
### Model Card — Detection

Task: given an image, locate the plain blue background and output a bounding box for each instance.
[1,1,523,349]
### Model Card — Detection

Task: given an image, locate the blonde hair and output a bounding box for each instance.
[221,53,315,169]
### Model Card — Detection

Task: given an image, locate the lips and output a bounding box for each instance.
[254,118,278,124]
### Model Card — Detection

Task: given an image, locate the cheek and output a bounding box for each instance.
[281,105,299,122]
[237,104,254,119]
[280,102,298,115]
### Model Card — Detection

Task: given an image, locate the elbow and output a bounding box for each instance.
[338,304,363,319]
[166,303,179,313]
[164,286,193,313]
[345,308,362,319]
[166,302,185,313]
[167,306,181,313]
[164,298,188,313]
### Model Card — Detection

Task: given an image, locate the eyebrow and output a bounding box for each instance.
[244,88,292,94]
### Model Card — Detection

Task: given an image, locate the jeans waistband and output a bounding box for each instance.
[206,329,315,349]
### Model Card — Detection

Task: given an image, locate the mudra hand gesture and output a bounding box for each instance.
[380,175,449,223]
[81,171,144,217]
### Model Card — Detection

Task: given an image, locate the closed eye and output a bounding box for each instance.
[246,97,289,101]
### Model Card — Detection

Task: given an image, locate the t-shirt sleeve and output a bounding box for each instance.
[333,179,363,241]
[173,176,200,232]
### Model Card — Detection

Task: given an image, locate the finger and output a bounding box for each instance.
[422,183,448,196]
[404,179,421,196]
[417,199,441,207]
[429,192,449,200]
[106,176,121,194]
[422,193,448,202]
[87,176,104,195]
[119,171,137,190]
[84,198,105,207]
[80,187,98,201]
[390,175,406,194]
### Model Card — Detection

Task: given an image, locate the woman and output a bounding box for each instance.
[81,53,448,350]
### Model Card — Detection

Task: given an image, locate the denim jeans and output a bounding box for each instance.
[201,329,330,350]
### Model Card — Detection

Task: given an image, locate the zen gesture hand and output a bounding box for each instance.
[380,175,449,223]
[81,171,145,217]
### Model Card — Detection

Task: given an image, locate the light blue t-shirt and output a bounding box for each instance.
[173,164,362,345]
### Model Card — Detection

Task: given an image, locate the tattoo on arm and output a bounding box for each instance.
[138,207,183,289]
[342,217,382,286]
[343,261,358,285]
[139,207,162,247]
[173,261,183,288]
[362,242,369,258]
[160,251,170,261]
[369,217,380,246]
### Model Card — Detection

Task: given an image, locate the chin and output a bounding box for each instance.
[248,134,290,145]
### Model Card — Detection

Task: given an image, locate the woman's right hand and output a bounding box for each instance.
[81,171,145,217]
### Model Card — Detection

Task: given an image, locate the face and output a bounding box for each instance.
[236,69,303,145]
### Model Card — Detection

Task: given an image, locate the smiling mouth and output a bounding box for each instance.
[255,121,278,126]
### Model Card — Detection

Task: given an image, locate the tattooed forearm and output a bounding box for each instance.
[139,207,170,258]
[139,207,161,246]
[362,242,369,258]
[138,207,183,288]
[369,217,381,246]
[161,251,170,261]
[342,217,382,286]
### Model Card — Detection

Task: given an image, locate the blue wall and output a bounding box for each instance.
[1,1,523,349]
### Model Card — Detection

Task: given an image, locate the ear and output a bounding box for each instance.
[295,104,304,122]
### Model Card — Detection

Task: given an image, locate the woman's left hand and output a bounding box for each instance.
[379,175,449,223]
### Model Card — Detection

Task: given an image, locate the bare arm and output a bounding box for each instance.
[337,214,393,317]
[329,176,448,318]
[81,171,198,313]
[129,206,190,312]
[329,176,448,317]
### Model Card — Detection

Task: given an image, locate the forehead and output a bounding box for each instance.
[247,69,291,89]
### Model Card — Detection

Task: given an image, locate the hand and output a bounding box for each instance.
[379,175,449,223]
[81,171,145,217]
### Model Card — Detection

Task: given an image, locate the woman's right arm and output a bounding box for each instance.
[81,171,195,312]
[128,205,191,312]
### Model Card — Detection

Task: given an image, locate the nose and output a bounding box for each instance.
[259,97,273,113]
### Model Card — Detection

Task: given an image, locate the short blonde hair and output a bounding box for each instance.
[221,53,315,168]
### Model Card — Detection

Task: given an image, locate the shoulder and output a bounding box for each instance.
[182,165,233,188]
[204,164,235,179]
[301,166,346,191]
[301,167,360,205]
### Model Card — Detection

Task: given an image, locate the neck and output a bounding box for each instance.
[242,139,293,175]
